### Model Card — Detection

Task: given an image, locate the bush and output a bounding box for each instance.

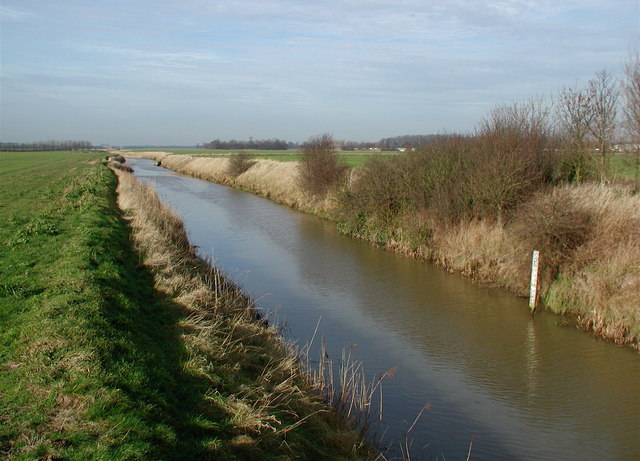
[550,144,599,183]
[226,152,256,177]
[297,134,348,197]
[510,186,594,287]
[338,137,467,234]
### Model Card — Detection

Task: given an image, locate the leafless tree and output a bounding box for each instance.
[622,53,640,190]
[297,133,348,197]
[555,84,596,182]
[587,69,619,180]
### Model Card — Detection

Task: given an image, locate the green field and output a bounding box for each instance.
[0,151,371,460]
[609,152,639,180]
[0,151,196,459]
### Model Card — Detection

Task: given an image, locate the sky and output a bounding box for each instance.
[1,1,638,145]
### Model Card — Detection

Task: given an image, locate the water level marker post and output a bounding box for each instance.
[529,250,540,313]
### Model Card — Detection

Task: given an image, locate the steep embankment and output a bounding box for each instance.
[121,151,640,349]
[0,152,372,460]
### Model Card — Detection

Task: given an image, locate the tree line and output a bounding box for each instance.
[202,138,291,150]
[0,140,93,152]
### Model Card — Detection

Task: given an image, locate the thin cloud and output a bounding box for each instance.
[0,0,637,144]
[0,5,33,22]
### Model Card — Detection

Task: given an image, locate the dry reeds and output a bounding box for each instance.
[538,183,640,344]
[123,149,640,348]
[111,167,376,458]
[122,150,336,214]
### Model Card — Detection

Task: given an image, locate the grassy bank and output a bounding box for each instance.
[129,149,395,168]
[0,151,372,459]
[122,149,640,349]
[124,151,331,215]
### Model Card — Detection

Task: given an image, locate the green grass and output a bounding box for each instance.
[0,151,371,460]
[0,151,196,459]
[609,153,639,180]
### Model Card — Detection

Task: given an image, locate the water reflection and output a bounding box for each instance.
[130,158,640,461]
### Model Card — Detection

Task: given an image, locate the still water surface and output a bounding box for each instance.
[130,158,639,460]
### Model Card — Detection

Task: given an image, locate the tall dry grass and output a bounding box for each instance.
[112,166,377,458]
[431,182,640,346]
[122,151,640,348]
[121,151,336,214]
[539,184,640,344]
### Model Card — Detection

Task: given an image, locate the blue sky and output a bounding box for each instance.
[1,0,638,145]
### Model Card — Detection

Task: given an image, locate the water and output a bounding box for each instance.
[130,158,640,460]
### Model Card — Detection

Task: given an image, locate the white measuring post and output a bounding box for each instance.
[529,250,540,311]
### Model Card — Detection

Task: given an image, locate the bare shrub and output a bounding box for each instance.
[404,136,467,210]
[467,99,555,221]
[477,97,552,157]
[464,147,549,221]
[510,186,594,287]
[226,152,256,177]
[297,133,348,198]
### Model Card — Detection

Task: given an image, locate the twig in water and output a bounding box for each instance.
[466,434,478,461]
[407,402,431,434]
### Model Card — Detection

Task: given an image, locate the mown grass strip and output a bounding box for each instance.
[0,152,372,460]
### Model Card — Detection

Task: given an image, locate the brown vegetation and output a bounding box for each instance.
[297,133,348,198]
[120,143,640,348]
[226,152,256,177]
[117,61,640,349]
[112,167,374,459]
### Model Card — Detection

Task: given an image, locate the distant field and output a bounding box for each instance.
[131,148,398,167]
[610,153,639,180]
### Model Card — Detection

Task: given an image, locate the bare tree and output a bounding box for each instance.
[622,53,640,191]
[478,96,551,155]
[297,133,348,198]
[555,84,596,182]
[587,69,619,180]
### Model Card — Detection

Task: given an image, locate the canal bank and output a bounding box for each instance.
[121,151,640,349]
[111,164,375,459]
[127,157,640,460]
